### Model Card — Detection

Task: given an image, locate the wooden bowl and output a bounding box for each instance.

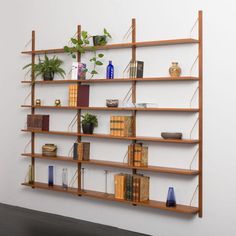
[161,132,182,139]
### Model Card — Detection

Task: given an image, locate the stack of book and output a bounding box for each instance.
[128,143,148,167]
[73,142,90,160]
[68,84,90,107]
[110,116,133,137]
[129,60,144,78]
[114,173,149,202]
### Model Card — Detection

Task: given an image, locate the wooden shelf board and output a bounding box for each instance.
[21,76,199,84]
[22,182,199,214]
[22,153,199,175]
[21,129,199,144]
[21,38,199,55]
[21,105,199,112]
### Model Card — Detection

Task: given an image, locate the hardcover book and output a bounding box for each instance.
[69,84,90,107]
[129,61,144,78]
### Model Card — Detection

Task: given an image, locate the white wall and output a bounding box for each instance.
[1,0,236,235]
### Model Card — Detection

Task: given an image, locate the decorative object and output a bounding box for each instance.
[55,99,61,107]
[42,144,57,157]
[35,99,41,106]
[161,132,182,139]
[169,62,181,77]
[106,99,119,107]
[110,116,133,137]
[68,84,89,107]
[48,166,54,186]
[106,61,114,79]
[28,165,34,184]
[71,62,87,80]
[62,168,68,189]
[81,113,98,134]
[73,142,90,160]
[166,187,176,207]
[129,61,144,78]
[23,55,66,81]
[64,29,111,78]
[27,114,49,131]
[135,103,147,108]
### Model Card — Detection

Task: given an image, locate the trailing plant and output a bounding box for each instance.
[64,28,112,78]
[81,113,98,127]
[23,55,66,80]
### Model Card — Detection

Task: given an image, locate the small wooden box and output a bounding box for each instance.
[27,114,49,131]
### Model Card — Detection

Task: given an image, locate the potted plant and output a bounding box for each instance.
[64,28,111,79]
[93,28,112,46]
[23,55,66,81]
[81,113,98,134]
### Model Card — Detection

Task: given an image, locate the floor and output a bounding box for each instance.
[0,204,149,236]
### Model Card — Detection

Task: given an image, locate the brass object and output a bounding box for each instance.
[55,99,61,106]
[169,62,181,77]
[42,144,57,157]
[35,99,41,106]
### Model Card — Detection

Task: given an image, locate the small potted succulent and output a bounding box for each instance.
[23,55,66,81]
[81,113,98,134]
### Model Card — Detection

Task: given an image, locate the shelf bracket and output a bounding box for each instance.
[190,185,199,206]
[122,150,128,163]
[123,25,135,41]
[23,90,32,105]
[69,169,78,188]
[189,55,199,77]
[189,16,199,39]
[189,117,199,139]
[68,113,78,131]
[189,86,199,108]
[23,139,32,153]
[189,148,199,170]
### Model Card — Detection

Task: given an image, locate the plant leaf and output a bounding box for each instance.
[95,61,103,66]
[98,53,104,58]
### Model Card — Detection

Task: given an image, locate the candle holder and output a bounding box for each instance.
[55,99,61,106]
[35,99,41,106]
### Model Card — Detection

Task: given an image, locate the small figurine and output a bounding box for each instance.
[55,99,61,106]
[35,99,41,106]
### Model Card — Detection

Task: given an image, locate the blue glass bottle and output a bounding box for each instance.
[48,166,54,187]
[106,61,114,79]
[166,187,176,207]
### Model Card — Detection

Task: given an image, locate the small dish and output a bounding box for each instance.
[161,132,182,139]
[106,99,119,107]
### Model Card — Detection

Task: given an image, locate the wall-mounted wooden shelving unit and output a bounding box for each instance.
[21,11,203,217]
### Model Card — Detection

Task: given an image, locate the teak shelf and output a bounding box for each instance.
[21,105,199,112]
[21,38,199,55]
[21,129,199,144]
[21,76,199,84]
[21,11,203,217]
[21,182,199,214]
[22,153,199,176]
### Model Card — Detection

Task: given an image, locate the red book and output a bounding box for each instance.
[77,85,89,107]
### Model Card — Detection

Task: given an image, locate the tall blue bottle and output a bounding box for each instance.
[106,61,114,79]
[166,187,176,207]
[48,166,54,186]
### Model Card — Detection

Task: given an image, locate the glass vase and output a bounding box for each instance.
[166,187,176,207]
[48,166,54,187]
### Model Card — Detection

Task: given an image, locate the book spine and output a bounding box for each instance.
[114,174,119,199]
[110,116,114,136]
[73,143,78,160]
[137,61,144,78]
[128,144,134,166]
[77,85,89,107]
[78,143,83,161]
[83,142,90,160]
[141,146,148,167]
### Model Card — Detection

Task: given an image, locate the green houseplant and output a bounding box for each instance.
[64,28,111,79]
[81,113,98,134]
[23,55,66,81]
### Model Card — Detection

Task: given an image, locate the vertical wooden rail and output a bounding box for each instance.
[31,31,36,185]
[77,25,82,192]
[131,18,137,175]
[198,10,203,217]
